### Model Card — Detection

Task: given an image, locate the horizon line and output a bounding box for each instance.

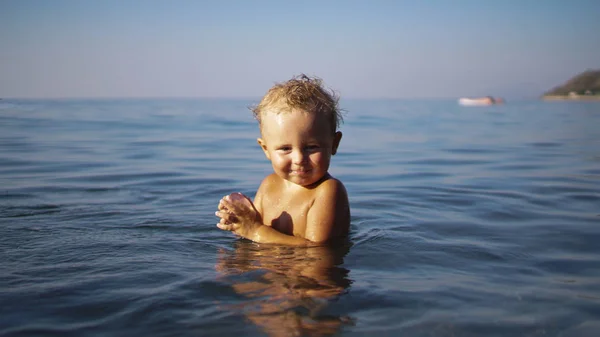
[1,95,542,101]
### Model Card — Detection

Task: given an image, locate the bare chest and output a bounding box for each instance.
[260,193,315,237]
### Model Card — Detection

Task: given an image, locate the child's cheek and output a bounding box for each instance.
[275,153,289,164]
[269,155,284,170]
[309,152,323,163]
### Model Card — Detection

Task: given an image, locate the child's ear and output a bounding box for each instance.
[331,131,342,155]
[257,138,271,160]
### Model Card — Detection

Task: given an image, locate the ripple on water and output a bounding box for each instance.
[2,99,600,335]
[0,204,61,218]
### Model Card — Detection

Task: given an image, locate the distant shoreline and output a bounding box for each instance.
[542,95,600,101]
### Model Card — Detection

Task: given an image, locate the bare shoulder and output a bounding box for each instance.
[257,173,282,192]
[315,176,350,221]
[306,175,350,241]
[255,173,281,203]
[315,176,349,200]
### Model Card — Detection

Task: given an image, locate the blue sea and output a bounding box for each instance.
[1,98,599,336]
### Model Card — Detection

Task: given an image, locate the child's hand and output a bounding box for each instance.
[216,193,262,240]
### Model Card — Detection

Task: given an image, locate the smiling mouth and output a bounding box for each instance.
[291,169,311,175]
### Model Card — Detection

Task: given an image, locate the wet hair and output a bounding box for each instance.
[251,74,343,133]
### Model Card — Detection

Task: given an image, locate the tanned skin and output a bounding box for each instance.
[216,109,350,246]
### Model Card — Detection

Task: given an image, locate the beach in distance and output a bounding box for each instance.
[1,98,600,336]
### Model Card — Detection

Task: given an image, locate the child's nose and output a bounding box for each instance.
[292,149,307,164]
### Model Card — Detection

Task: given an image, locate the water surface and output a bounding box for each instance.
[1,98,599,336]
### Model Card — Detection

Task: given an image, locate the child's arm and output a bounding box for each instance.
[216,194,318,246]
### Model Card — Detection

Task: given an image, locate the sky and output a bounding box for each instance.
[1,0,599,99]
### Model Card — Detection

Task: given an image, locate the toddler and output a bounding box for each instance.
[215,75,350,245]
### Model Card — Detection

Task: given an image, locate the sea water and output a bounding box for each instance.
[1,98,599,336]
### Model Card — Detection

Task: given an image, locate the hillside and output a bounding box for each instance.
[543,69,600,97]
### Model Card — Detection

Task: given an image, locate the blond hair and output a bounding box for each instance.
[251,74,343,133]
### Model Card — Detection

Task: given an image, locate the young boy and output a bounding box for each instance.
[215,74,350,246]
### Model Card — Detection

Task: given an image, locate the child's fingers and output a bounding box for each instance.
[220,194,251,214]
[216,216,233,230]
[217,222,233,231]
[215,210,238,223]
[219,196,236,211]
[218,200,229,211]
[217,218,241,232]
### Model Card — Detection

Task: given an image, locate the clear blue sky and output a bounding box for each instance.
[1,0,599,99]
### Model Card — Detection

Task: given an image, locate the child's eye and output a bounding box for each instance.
[278,146,292,152]
[306,145,321,151]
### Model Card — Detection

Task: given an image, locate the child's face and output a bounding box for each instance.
[257,109,342,187]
